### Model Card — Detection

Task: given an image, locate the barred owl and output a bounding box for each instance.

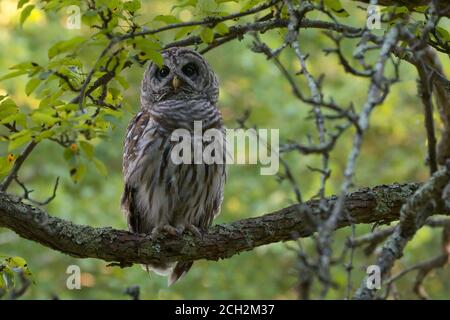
[121,47,226,286]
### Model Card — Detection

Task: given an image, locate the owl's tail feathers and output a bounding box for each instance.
[141,262,175,276]
[141,261,193,286]
[168,261,193,286]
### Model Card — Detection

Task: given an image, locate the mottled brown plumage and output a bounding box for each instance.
[121,47,225,285]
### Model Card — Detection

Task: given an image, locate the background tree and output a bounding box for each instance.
[0,0,449,299]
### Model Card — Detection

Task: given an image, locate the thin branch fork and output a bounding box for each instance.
[354,167,450,300]
[0,182,442,267]
[0,141,37,192]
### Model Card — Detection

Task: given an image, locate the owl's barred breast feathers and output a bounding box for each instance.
[121,47,225,286]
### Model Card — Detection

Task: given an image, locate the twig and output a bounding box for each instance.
[354,167,450,299]
[0,141,37,192]
[417,60,438,174]
[8,271,30,300]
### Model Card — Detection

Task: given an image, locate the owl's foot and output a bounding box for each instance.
[151,225,181,239]
[184,224,202,238]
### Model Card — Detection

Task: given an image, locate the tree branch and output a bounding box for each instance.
[354,167,450,299]
[417,60,438,174]
[2,183,447,267]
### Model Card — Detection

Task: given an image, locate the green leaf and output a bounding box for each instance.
[36,129,55,141]
[413,6,428,13]
[172,0,197,11]
[80,141,94,159]
[20,4,35,27]
[31,112,59,126]
[0,70,28,81]
[322,0,349,17]
[25,78,41,96]
[124,0,141,12]
[174,26,197,40]
[17,0,29,9]
[435,26,450,45]
[134,38,163,50]
[0,157,14,178]
[38,90,64,109]
[0,97,17,107]
[0,98,19,119]
[215,22,229,35]
[4,256,33,280]
[134,39,164,66]
[0,274,5,290]
[10,62,39,70]
[55,103,78,112]
[381,6,409,15]
[48,36,86,59]
[81,9,98,27]
[115,75,129,90]
[240,0,265,12]
[63,147,76,162]
[41,0,64,10]
[154,15,180,24]
[70,164,86,183]
[6,256,26,269]
[197,0,218,13]
[93,158,108,176]
[9,129,30,140]
[147,50,164,66]
[1,113,27,128]
[105,0,122,10]
[8,131,31,152]
[200,27,214,44]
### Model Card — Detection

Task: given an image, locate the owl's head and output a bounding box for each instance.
[140,47,219,106]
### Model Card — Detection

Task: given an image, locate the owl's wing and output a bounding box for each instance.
[197,133,227,231]
[121,111,152,233]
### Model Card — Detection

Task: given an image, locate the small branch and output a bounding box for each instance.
[8,271,30,300]
[347,216,450,255]
[71,40,117,110]
[413,223,450,299]
[417,60,438,174]
[354,167,450,300]
[124,285,140,300]
[15,176,60,206]
[0,141,37,192]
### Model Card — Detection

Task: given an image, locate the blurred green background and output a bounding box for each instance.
[0,0,449,299]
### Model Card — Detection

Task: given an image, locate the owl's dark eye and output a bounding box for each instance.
[157,66,170,79]
[182,63,198,78]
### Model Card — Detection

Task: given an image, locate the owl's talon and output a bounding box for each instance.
[150,227,162,240]
[151,225,180,239]
[163,225,180,236]
[175,226,185,235]
[185,224,202,238]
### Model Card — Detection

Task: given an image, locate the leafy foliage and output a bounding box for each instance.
[0,255,34,298]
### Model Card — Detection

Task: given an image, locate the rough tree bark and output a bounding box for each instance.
[2,182,448,267]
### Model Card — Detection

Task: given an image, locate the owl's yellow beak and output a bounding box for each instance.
[172,75,180,91]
